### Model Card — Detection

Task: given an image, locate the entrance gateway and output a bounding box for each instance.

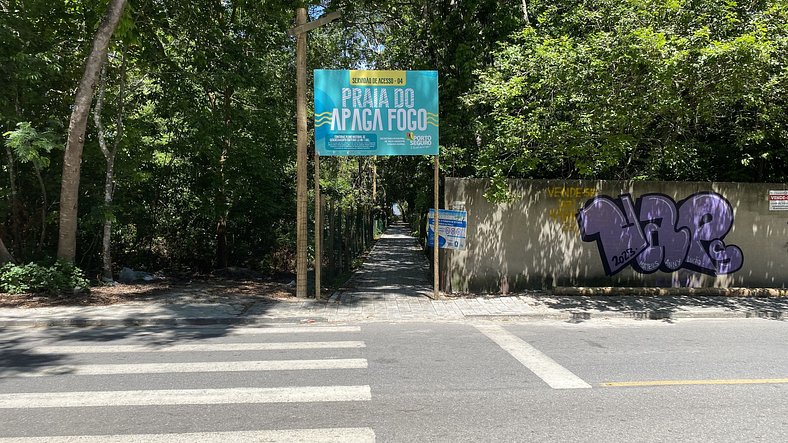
[314,70,441,297]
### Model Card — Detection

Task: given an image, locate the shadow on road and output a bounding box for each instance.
[0,304,286,379]
[538,295,788,320]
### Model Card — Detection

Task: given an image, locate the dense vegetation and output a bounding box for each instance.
[2,0,785,281]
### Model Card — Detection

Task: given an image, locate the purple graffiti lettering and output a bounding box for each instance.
[676,193,743,275]
[635,194,690,273]
[576,194,648,275]
[577,192,743,276]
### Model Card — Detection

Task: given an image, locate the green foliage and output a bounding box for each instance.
[0,261,90,294]
[3,121,58,169]
[465,0,788,197]
[4,0,785,273]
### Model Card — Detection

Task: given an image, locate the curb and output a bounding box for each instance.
[466,309,786,321]
[1,308,785,328]
[553,287,788,297]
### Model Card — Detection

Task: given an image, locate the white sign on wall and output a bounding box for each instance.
[427,209,467,250]
[769,190,788,211]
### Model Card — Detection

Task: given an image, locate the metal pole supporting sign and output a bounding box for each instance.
[434,155,439,299]
[314,153,321,299]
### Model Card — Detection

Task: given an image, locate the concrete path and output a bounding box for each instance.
[331,222,433,301]
[1,223,787,327]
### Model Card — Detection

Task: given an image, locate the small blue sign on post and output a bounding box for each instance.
[314,70,439,156]
[427,209,467,250]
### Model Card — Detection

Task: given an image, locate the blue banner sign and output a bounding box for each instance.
[427,209,467,250]
[314,70,439,156]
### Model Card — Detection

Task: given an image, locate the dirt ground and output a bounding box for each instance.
[0,279,297,308]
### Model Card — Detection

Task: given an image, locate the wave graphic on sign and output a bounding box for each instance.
[315,112,333,127]
[426,112,439,127]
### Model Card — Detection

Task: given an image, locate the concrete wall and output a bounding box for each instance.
[441,178,788,292]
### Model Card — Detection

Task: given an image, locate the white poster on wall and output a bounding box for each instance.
[427,209,467,250]
[769,190,788,211]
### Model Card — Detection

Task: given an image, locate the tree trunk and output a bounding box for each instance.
[215,4,237,270]
[0,236,15,265]
[216,214,227,269]
[94,50,126,281]
[94,66,112,279]
[57,0,127,262]
[4,147,22,257]
[4,147,17,205]
[215,87,233,270]
[521,0,530,25]
[33,165,46,252]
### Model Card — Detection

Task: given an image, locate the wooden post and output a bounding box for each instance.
[314,153,321,299]
[337,207,344,271]
[344,208,351,269]
[289,9,341,298]
[433,155,439,299]
[295,8,308,298]
[328,199,335,278]
[372,156,377,205]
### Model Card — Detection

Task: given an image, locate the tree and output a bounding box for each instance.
[93,49,127,281]
[464,0,788,197]
[3,121,57,252]
[57,0,127,262]
[107,0,297,271]
[1,0,89,260]
[3,0,780,282]
[316,0,527,213]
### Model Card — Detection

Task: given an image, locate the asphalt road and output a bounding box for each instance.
[0,318,786,442]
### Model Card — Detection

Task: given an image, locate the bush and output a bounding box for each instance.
[0,261,90,294]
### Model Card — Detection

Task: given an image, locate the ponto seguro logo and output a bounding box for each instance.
[409,134,432,147]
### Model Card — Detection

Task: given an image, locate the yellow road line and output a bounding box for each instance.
[601,378,788,387]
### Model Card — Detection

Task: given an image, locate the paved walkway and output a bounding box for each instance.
[1,223,787,327]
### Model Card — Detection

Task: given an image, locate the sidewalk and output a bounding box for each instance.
[1,223,787,327]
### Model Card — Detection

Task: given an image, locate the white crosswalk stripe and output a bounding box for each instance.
[0,325,374,441]
[0,385,372,408]
[226,326,361,334]
[475,324,591,389]
[0,428,377,443]
[28,340,365,354]
[5,358,368,377]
